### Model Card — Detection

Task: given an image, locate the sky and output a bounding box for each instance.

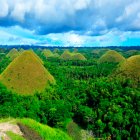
[0,0,140,47]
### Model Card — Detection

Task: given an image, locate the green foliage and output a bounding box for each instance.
[0,48,140,139]
[6,131,25,140]
[18,118,72,140]
[66,121,82,140]
[0,53,11,73]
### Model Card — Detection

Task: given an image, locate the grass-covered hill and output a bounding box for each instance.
[42,49,54,58]
[71,53,86,60]
[0,118,71,140]
[124,49,140,58]
[42,49,60,58]
[53,48,59,53]
[6,48,20,60]
[60,50,72,60]
[60,50,86,60]
[116,55,140,82]
[99,50,125,63]
[19,48,24,54]
[0,50,55,95]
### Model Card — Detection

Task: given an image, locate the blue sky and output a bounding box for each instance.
[0,0,140,46]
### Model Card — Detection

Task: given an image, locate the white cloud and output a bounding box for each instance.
[74,0,91,10]
[116,1,140,22]
[0,0,140,34]
[46,32,85,46]
[0,0,8,17]
[10,0,32,22]
[65,33,84,46]
[0,0,140,46]
[0,26,37,45]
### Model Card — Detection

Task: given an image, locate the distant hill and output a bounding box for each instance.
[6,48,20,60]
[53,53,60,57]
[92,48,110,58]
[19,48,24,53]
[53,48,59,53]
[99,50,125,63]
[116,55,140,82]
[60,50,86,60]
[72,53,86,60]
[0,50,55,94]
[42,49,54,58]
[42,49,60,58]
[60,50,72,60]
[124,50,140,58]
[0,118,71,140]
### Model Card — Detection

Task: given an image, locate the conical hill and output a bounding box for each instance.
[99,50,125,63]
[60,50,72,60]
[116,55,140,81]
[6,48,20,60]
[42,49,53,58]
[72,53,86,60]
[0,51,55,94]
[60,50,86,60]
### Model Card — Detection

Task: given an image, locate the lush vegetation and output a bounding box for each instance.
[18,118,72,140]
[6,131,25,140]
[0,47,140,140]
[0,118,71,140]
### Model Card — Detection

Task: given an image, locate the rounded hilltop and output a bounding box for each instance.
[71,53,86,60]
[42,49,60,58]
[60,50,72,60]
[99,50,125,63]
[116,55,140,82]
[0,50,55,95]
[42,49,53,58]
[60,50,86,60]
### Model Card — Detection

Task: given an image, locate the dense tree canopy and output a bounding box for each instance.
[0,48,140,140]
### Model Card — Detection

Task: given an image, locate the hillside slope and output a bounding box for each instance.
[99,50,125,63]
[116,55,140,81]
[6,48,20,60]
[0,118,71,140]
[0,51,55,94]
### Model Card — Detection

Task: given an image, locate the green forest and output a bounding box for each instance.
[0,47,140,140]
